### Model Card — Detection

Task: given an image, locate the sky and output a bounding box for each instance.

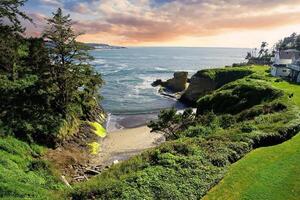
[23,0,300,47]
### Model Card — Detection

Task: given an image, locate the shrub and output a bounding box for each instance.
[197,80,283,115]
[219,114,236,128]
[240,123,257,133]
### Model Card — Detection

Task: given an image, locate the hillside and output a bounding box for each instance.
[203,132,300,200]
[1,64,299,199]
[69,65,300,199]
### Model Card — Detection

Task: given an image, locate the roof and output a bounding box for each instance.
[275,58,293,65]
[272,64,290,68]
[279,50,300,60]
[287,64,300,71]
[282,49,300,53]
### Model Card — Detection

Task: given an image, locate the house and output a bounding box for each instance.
[288,60,300,83]
[271,49,300,80]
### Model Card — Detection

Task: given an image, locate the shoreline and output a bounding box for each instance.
[91,125,165,167]
[105,101,188,132]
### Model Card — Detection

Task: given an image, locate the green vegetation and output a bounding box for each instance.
[0,135,65,199]
[197,67,252,87]
[88,142,101,155]
[0,1,104,199]
[245,42,272,65]
[89,122,107,138]
[87,122,106,154]
[197,79,283,114]
[0,2,103,145]
[203,133,300,200]
[70,65,300,199]
[1,1,299,199]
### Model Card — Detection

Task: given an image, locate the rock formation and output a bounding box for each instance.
[179,73,216,105]
[180,68,253,106]
[152,71,188,92]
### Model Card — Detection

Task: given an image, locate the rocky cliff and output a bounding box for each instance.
[152,71,188,93]
[180,68,253,105]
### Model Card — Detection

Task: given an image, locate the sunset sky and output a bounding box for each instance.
[24,0,300,47]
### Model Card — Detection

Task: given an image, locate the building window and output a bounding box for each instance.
[282,70,287,72]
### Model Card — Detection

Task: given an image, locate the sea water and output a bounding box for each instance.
[89,47,249,131]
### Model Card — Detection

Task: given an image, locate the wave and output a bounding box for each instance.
[91,58,106,65]
[155,67,169,71]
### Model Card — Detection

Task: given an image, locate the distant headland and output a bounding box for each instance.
[85,43,127,49]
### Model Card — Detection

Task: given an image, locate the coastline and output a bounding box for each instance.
[105,100,188,132]
[91,125,165,167]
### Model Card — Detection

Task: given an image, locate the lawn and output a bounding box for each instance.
[203,133,300,200]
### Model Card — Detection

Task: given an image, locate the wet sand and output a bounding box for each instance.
[91,126,164,167]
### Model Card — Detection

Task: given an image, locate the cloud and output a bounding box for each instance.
[26,0,300,45]
[40,0,62,7]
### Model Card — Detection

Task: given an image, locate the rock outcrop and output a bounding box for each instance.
[152,71,188,93]
[179,73,216,105]
[180,68,253,106]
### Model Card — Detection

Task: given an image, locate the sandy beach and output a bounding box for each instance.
[91,126,165,167]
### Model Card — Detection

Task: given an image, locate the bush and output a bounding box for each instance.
[197,80,283,115]
[219,114,236,128]
[240,123,257,133]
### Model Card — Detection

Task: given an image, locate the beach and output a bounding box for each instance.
[91,125,165,167]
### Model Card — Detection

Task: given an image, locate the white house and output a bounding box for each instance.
[271,49,300,78]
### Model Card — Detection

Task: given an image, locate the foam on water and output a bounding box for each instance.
[90,47,249,118]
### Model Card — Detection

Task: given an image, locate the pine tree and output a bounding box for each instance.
[0,0,32,80]
[43,8,103,116]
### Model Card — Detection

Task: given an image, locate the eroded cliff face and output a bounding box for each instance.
[180,74,216,105]
[180,68,253,106]
[152,71,188,93]
[165,71,188,92]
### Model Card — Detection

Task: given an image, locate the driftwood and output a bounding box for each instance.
[85,168,100,175]
[61,175,72,189]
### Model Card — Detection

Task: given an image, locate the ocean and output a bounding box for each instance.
[89,47,249,131]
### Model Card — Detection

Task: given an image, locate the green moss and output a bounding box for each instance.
[88,122,106,138]
[87,142,101,155]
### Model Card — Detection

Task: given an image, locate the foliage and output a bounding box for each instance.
[245,42,272,65]
[0,0,32,32]
[148,108,195,140]
[88,122,107,138]
[197,79,283,115]
[69,65,300,199]
[87,142,101,155]
[0,135,65,199]
[0,6,104,145]
[203,133,300,200]
[275,32,300,51]
[195,67,252,88]
[42,8,103,117]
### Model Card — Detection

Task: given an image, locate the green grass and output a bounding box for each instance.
[203,133,300,200]
[0,136,65,199]
[203,65,300,200]
[68,65,300,199]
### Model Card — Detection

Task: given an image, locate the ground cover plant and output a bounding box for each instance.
[0,134,65,199]
[69,65,300,200]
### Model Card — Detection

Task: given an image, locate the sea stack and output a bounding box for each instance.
[152,71,188,92]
